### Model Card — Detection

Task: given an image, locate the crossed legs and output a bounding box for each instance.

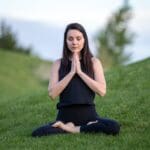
[32,118,120,137]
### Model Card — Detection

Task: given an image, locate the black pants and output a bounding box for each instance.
[32,105,120,137]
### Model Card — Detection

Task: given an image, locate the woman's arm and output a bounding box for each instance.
[77,57,106,96]
[48,59,75,100]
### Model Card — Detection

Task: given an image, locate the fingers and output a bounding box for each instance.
[72,54,80,65]
[71,53,81,74]
[73,53,79,61]
[71,57,76,73]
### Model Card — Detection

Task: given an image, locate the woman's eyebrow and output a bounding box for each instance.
[68,35,82,38]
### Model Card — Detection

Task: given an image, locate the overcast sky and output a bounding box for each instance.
[0,0,150,63]
[0,0,125,29]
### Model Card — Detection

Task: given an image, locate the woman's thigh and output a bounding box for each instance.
[81,117,120,135]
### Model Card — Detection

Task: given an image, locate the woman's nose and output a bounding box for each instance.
[72,40,78,45]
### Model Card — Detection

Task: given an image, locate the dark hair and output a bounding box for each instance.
[62,23,94,78]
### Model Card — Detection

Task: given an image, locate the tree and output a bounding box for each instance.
[95,4,134,69]
[0,20,17,50]
[0,20,31,54]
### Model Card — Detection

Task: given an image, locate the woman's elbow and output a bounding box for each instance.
[98,87,106,97]
[48,90,56,100]
[100,90,106,97]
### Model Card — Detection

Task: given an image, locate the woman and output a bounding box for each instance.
[32,23,120,137]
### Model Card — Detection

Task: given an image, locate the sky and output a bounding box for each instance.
[0,0,150,63]
[0,0,125,30]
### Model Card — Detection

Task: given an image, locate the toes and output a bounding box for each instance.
[52,121,63,127]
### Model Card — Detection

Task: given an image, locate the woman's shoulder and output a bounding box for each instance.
[91,57,104,73]
[91,57,102,65]
[53,58,62,64]
[52,58,62,68]
[91,57,104,70]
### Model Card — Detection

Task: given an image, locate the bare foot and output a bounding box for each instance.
[52,121,80,133]
[52,121,64,128]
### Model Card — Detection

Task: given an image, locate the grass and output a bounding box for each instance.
[0,50,149,150]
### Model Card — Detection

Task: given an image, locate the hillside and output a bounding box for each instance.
[0,50,149,150]
[0,50,51,100]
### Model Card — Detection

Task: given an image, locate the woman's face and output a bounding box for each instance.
[66,29,85,54]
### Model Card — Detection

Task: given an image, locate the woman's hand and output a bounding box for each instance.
[73,53,82,75]
[70,55,76,75]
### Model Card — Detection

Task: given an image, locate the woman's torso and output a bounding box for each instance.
[56,59,95,109]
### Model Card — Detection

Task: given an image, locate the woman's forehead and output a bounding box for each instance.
[67,29,83,37]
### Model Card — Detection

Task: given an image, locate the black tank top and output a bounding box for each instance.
[57,59,95,109]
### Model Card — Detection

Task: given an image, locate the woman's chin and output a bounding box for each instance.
[71,49,81,53]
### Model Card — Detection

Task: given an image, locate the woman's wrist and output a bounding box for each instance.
[77,70,83,76]
[70,71,76,77]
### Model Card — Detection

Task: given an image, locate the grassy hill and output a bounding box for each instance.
[0,50,149,150]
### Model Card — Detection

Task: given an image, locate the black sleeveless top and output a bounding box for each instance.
[57,59,95,109]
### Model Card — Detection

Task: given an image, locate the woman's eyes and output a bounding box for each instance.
[77,37,81,41]
[68,37,81,41]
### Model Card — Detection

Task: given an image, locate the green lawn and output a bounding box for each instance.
[0,50,149,150]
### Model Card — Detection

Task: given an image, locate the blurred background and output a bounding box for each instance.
[0,1,150,148]
[0,0,150,69]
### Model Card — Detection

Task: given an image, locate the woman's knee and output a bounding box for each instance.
[32,129,39,137]
[99,118,121,135]
[111,121,120,135]
[31,124,51,137]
